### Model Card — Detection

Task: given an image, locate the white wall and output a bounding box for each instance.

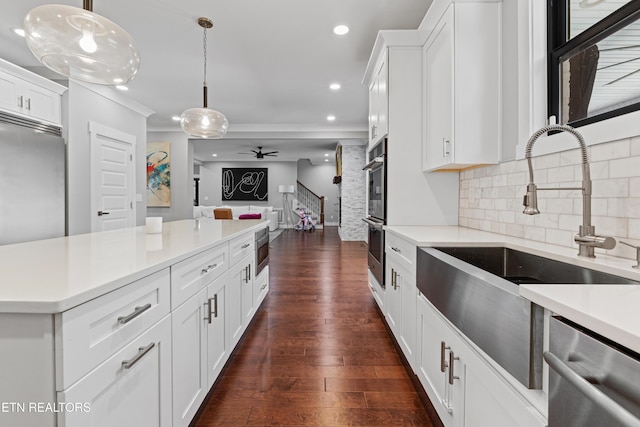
[66,81,151,235]
[146,132,193,222]
[198,161,297,213]
[297,159,340,225]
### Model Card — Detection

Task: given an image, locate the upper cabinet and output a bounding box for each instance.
[422,0,502,172]
[368,52,388,147]
[0,59,66,126]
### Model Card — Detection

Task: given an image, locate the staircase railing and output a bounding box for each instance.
[296,181,325,224]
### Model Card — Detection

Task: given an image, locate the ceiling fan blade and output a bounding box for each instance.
[263,150,279,155]
[264,153,278,156]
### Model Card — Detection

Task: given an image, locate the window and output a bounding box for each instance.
[548,0,640,127]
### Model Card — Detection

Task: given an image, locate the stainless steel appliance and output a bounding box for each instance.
[255,227,269,276]
[546,317,640,427]
[0,112,65,245]
[363,139,386,287]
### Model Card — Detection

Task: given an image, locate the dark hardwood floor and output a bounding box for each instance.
[194,227,443,426]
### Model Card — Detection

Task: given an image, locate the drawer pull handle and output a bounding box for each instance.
[391,246,401,253]
[260,283,268,291]
[448,351,459,385]
[117,303,152,324]
[201,263,218,274]
[241,243,251,249]
[440,341,450,373]
[212,294,218,318]
[122,342,155,369]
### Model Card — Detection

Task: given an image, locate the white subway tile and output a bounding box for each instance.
[631,139,640,157]
[499,161,518,174]
[491,222,507,234]
[548,166,576,183]
[585,198,608,217]
[592,178,629,198]
[506,223,525,238]
[459,217,469,227]
[560,150,582,166]
[629,219,640,239]
[628,198,640,218]
[493,198,507,211]
[559,214,582,231]
[588,161,610,180]
[590,139,630,161]
[592,215,628,237]
[507,172,527,186]
[608,198,629,218]
[499,210,516,224]
[545,229,573,248]
[492,174,508,187]
[533,153,560,169]
[630,177,640,197]
[534,213,559,229]
[545,198,574,214]
[524,225,546,242]
[486,209,499,221]
[479,199,493,210]
[609,157,640,179]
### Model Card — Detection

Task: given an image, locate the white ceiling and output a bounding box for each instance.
[0,0,431,164]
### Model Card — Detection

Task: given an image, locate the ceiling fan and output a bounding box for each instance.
[239,146,279,159]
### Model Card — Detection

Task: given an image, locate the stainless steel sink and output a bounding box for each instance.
[435,246,640,285]
[416,247,639,390]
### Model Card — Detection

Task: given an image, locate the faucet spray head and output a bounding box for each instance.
[523,183,540,215]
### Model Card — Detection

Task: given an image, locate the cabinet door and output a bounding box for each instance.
[253,266,269,309]
[423,5,454,172]
[207,273,228,387]
[227,260,245,349]
[0,70,20,115]
[385,260,402,339]
[396,263,416,370]
[375,57,388,142]
[417,294,466,427]
[368,78,378,145]
[171,289,208,427]
[58,316,172,427]
[22,81,61,124]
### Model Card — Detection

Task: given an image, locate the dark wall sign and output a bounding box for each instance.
[222,168,268,201]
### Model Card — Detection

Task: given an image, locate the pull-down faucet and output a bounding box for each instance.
[523,123,616,258]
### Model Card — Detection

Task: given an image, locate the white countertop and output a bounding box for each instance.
[386,225,640,354]
[0,219,266,314]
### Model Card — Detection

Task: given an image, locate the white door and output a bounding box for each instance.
[90,122,136,232]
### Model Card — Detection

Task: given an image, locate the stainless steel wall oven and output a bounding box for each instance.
[255,227,269,276]
[363,139,386,287]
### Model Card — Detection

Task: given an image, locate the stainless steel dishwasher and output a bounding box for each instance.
[545,317,640,427]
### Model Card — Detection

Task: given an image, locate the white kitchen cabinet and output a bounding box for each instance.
[58,315,172,427]
[0,59,65,125]
[171,287,208,427]
[368,270,386,312]
[368,52,388,147]
[253,265,269,309]
[422,1,501,172]
[385,232,418,370]
[417,294,546,427]
[228,255,251,348]
[171,271,231,427]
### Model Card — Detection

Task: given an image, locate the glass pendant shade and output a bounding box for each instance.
[23,4,140,85]
[180,106,229,139]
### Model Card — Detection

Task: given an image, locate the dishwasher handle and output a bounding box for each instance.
[544,351,640,427]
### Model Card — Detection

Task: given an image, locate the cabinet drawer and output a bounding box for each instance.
[253,265,269,308]
[229,233,254,266]
[386,232,416,268]
[55,269,170,391]
[171,243,229,309]
[57,315,172,427]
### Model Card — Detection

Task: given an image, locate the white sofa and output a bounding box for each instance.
[193,205,279,231]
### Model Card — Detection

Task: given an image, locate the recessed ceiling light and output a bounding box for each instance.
[324,153,329,157]
[327,115,336,121]
[115,85,128,91]
[329,83,341,90]
[212,153,218,157]
[11,28,25,37]
[171,116,181,121]
[325,159,329,162]
[333,25,349,35]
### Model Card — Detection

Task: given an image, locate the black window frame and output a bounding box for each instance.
[548,0,640,127]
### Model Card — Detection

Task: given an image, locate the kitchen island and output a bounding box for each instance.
[0,218,269,427]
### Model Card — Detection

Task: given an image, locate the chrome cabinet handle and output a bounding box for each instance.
[448,351,459,385]
[117,303,152,324]
[25,98,31,110]
[17,96,23,108]
[391,247,401,253]
[248,264,251,279]
[443,138,451,157]
[241,243,250,249]
[544,351,640,427]
[212,295,218,318]
[260,283,267,291]
[204,299,212,324]
[440,341,450,373]
[393,270,400,289]
[369,285,376,293]
[122,342,155,369]
[201,263,218,274]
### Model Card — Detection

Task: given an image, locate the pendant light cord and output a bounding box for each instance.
[202,24,208,108]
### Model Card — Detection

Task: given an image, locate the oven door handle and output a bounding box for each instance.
[362,217,384,230]
[544,351,640,427]
[362,156,384,171]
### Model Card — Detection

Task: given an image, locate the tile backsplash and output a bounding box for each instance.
[459,137,640,259]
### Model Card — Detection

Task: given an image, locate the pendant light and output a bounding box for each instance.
[23,0,140,85]
[180,17,229,139]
